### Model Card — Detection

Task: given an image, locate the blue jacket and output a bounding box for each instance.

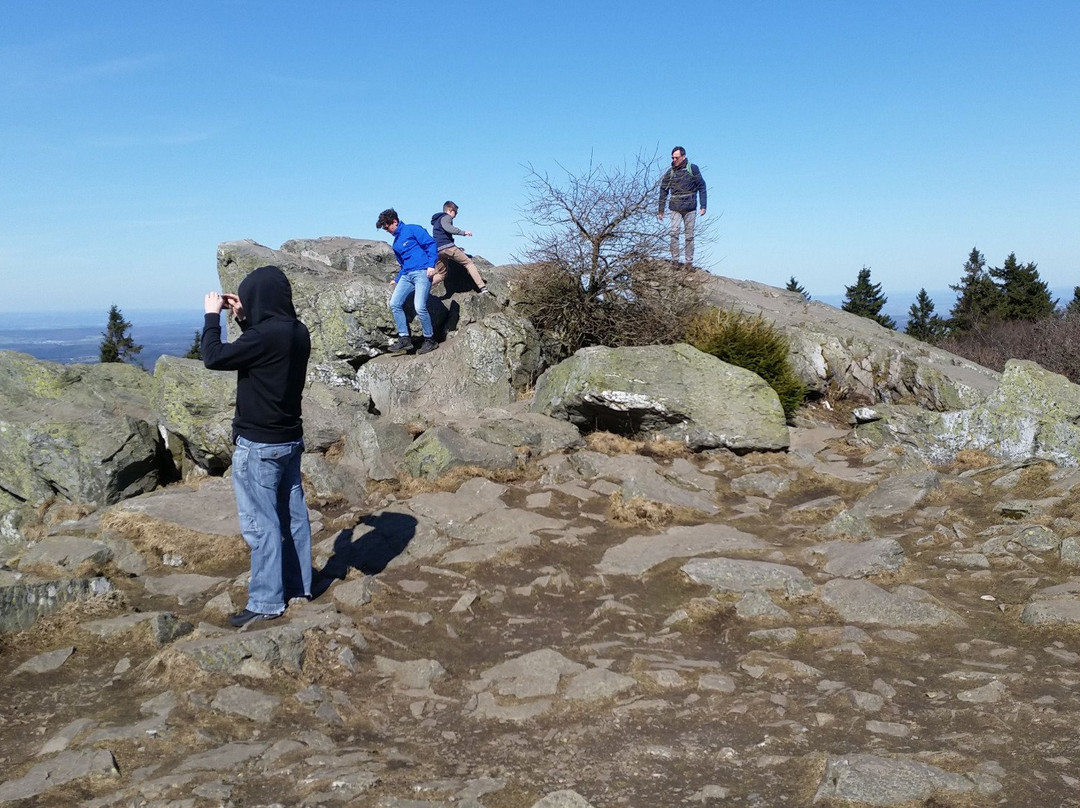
[658,162,707,214]
[392,222,438,282]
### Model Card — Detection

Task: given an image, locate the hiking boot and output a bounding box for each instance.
[228,609,281,628]
[416,338,439,356]
[387,335,412,355]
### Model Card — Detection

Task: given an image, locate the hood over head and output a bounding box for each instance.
[237,265,297,325]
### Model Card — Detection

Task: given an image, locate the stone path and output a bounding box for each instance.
[3,415,1080,806]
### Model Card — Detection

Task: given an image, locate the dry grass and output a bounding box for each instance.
[2,590,129,655]
[607,491,673,528]
[368,463,539,500]
[585,431,690,459]
[949,449,997,470]
[99,511,248,572]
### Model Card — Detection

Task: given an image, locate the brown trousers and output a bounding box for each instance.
[430,245,485,289]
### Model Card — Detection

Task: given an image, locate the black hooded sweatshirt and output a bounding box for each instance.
[201,265,311,444]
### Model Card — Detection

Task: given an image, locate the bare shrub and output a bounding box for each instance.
[940,316,1080,384]
[515,154,707,360]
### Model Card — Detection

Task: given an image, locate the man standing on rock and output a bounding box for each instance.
[201,265,313,628]
[429,200,488,294]
[657,146,707,266]
[377,208,439,356]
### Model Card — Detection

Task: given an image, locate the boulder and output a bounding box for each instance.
[701,274,1000,409]
[152,355,234,474]
[217,237,504,380]
[402,427,517,479]
[350,313,542,419]
[0,575,112,634]
[531,343,789,452]
[0,352,169,519]
[853,360,1080,466]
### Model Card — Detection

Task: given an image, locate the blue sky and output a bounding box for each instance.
[1,1,1077,313]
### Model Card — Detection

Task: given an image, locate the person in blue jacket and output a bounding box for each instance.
[657,146,707,265]
[376,208,439,356]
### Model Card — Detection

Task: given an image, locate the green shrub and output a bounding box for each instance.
[685,307,806,419]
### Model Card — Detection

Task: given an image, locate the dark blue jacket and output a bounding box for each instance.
[431,212,466,250]
[392,222,439,282]
[659,162,707,214]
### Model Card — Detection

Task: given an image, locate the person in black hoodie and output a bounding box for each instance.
[201,265,313,628]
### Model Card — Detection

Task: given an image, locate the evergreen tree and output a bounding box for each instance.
[905,288,948,343]
[785,276,811,301]
[183,330,202,360]
[99,305,143,364]
[1066,286,1080,318]
[990,252,1056,321]
[841,266,895,329]
[949,247,1002,332]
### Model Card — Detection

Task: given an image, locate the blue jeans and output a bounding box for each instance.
[389,270,434,338]
[232,437,313,614]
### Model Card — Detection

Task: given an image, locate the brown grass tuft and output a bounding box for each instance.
[950,449,997,470]
[99,511,248,572]
[607,491,673,528]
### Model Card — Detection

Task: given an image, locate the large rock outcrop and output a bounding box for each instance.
[701,274,1000,410]
[531,343,789,451]
[0,352,169,535]
[851,359,1080,466]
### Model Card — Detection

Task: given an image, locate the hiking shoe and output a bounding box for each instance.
[228,609,281,628]
[478,286,490,295]
[387,335,412,355]
[416,338,439,356]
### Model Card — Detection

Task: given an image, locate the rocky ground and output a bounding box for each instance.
[3,410,1080,807]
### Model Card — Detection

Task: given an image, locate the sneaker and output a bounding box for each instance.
[228,609,281,628]
[416,338,439,355]
[478,286,490,295]
[387,335,412,355]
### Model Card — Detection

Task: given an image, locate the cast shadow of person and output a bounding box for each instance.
[402,293,456,340]
[313,510,418,598]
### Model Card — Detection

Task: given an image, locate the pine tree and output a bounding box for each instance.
[1066,286,1080,318]
[841,266,895,329]
[949,247,1002,332]
[905,288,948,343]
[785,276,811,301]
[183,330,202,360]
[99,305,143,364]
[991,252,1056,321]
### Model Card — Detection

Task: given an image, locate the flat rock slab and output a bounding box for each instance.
[375,656,447,690]
[820,579,965,628]
[478,648,586,699]
[681,557,812,596]
[141,573,227,604]
[13,646,75,675]
[17,536,112,575]
[805,537,905,579]
[563,668,636,702]
[211,684,280,723]
[531,791,597,808]
[175,742,268,772]
[107,477,240,536]
[813,753,975,806]
[597,524,770,576]
[0,749,118,802]
[1020,598,1080,626]
[80,612,194,646]
[173,624,306,673]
